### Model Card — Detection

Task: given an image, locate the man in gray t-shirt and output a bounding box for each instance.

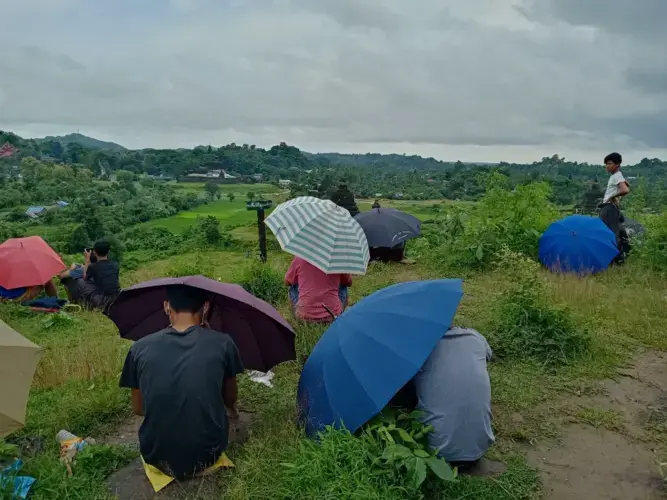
[413,327,494,464]
[120,285,244,479]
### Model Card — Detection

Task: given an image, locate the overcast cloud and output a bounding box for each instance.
[0,0,665,163]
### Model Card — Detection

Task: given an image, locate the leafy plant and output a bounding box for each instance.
[41,312,76,331]
[489,249,590,368]
[0,440,18,460]
[634,213,667,273]
[239,259,285,306]
[364,410,456,489]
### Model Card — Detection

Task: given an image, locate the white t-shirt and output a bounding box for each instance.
[603,171,626,204]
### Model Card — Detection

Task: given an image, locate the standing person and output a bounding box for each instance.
[119,285,244,483]
[285,256,352,322]
[599,153,630,262]
[59,240,120,309]
[371,199,381,209]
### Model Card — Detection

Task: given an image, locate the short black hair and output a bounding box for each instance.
[166,285,209,313]
[604,152,622,165]
[93,239,110,257]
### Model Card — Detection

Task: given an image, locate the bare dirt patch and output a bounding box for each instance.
[525,351,667,500]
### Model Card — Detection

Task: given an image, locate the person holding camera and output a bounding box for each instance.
[59,240,120,310]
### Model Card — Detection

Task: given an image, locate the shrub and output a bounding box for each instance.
[239,259,285,306]
[633,213,667,272]
[488,249,590,368]
[425,174,558,272]
[183,216,234,248]
[68,224,90,254]
[121,226,181,252]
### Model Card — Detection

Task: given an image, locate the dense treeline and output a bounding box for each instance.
[1,130,666,209]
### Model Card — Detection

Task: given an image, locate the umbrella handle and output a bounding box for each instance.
[322,304,337,321]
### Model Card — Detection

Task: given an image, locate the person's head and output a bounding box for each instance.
[338,183,348,191]
[164,285,211,327]
[604,152,622,173]
[93,240,110,260]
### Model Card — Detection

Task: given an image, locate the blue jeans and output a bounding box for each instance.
[288,285,348,318]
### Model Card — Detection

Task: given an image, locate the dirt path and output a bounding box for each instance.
[525,351,667,500]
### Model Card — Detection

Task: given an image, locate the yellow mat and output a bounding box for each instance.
[141,453,234,492]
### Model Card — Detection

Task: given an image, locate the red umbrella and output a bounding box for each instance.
[106,276,296,372]
[0,236,66,289]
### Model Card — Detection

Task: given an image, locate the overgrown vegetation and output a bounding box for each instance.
[413,174,558,271]
[239,259,286,306]
[488,250,591,368]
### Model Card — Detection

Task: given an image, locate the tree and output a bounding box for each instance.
[204,181,220,200]
[247,191,256,201]
[195,215,221,245]
[68,224,90,253]
[227,192,236,202]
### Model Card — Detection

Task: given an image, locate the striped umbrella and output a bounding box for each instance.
[265,197,370,274]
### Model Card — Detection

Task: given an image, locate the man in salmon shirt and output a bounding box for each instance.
[285,256,352,322]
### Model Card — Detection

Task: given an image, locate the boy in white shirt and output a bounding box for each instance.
[599,152,629,262]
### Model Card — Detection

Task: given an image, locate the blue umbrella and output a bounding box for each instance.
[297,279,463,436]
[539,215,618,275]
[354,208,421,248]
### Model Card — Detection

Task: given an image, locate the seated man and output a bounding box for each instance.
[0,279,58,302]
[119,285,244,480]
[59,240,120,310]
[393,327,494,469]
[285,256,352,322]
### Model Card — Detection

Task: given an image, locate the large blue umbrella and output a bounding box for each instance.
[539,215,618,275]
[354,208,421,248]
[297,279,463,436]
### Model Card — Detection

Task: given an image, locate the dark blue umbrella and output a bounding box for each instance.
[539,215,618,275]
[297,279,463,436]
[354,208,421,248]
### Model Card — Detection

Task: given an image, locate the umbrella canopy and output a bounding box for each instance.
[265,196,370,275]
[0,236,66,289]
[0,319,41,437]
[298,279,463,435]
[539,215,618,275]
[354,208,421,248]
[107,276,295,372]
[622,217,646,239]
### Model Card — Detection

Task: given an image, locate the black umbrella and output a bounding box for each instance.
[354,208,421,248]
[621,217,645,239]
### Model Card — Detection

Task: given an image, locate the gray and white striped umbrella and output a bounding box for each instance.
[265,197,370,274]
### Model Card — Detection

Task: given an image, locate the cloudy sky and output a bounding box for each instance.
[1,0,665,163]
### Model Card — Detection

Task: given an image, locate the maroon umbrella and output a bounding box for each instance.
[106,276,295,372]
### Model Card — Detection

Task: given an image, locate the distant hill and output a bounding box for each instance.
[34,133,126,152]
[306,152,499,170]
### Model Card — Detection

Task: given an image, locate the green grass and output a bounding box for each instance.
[3,198,667,498]
[141,200,269,232]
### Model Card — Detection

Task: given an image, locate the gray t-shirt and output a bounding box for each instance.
[120,325,244,478]
[413,327,494,462]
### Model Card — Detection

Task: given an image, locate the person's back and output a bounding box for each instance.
[122,326,241,478]
[86,259,120,297]
[120,286,244,479]
[285,257,351,321]
[413,327,494,463]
